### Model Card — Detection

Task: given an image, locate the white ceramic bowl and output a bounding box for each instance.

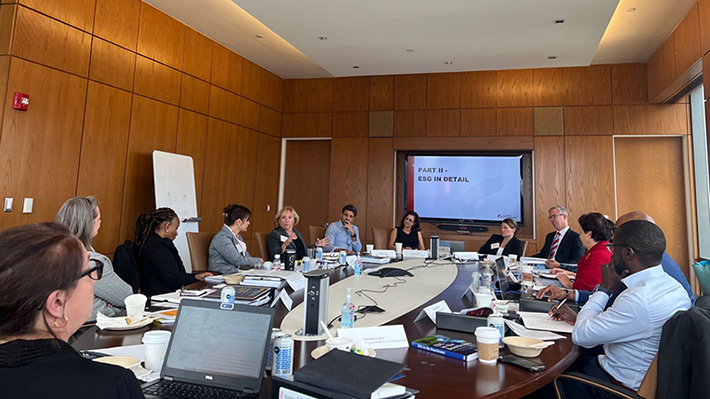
[325,337,353,352]
[502,336,551,358]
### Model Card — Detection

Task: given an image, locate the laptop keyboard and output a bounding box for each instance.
[143,380,257,399]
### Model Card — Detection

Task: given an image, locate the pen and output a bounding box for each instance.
[548,298,567,319]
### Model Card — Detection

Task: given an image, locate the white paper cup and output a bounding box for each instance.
[492,300,510,314]
[124,294,147,322]
[475,327,501,364]
[395,242,403,253]
[520,265,534,284]
[366,244,374,253]
[508,254,518,262]
[325,337,353,352]
[142,330,172,371]
[474,292,494,308]
[263,261,273,270]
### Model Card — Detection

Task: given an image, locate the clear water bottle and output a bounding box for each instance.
[470,271,481,292]
[354,254,362,275]
[273,254,282,271]
[482,264,494,290]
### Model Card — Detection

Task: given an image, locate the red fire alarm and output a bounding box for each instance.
[13,92,29,111]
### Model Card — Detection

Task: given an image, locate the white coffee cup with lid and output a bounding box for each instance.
[143,330,172,371]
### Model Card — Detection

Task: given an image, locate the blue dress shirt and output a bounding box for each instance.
[325,221,362,253]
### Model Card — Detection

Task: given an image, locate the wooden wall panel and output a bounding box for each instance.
[613,105,688,134]
[200,118,239,232]
[261,70,283,111]
[497,69,533,107]
[659,37,678,92]
[564,106,613,136]
[427,73,460,109]
[426,109,460,136]
[180,74,210,115]
[175,110,208,214]
[615,137,689,276]
[674,4,701,76]
[13,7,91,76]
[612,63,647,105]
[283,78,333,112]
[332,112,368,137]
[700,0,710,56]
[461,109,497,136]
[367,138,393,243]
[182,28,212,82]
[94,0,140,51]
[533,68,563,107]
[89,37,135,91]
[533,107,563,136]
[119,95,178,240]
[234,127,260,239]
[497,108,533,136]
[77,82,131,254]
[252,133,281,236]
[240,99,260,130]
[328,138,369,235]
[208,85,241,125]
[394,74,426,110]
[281,113,332,137]
[259,105,281,137]
[333,77,369,112]
[211,44,243,95]
[283,140,331,240]
[136,3,184,70]
[370,75,394,110]
[0,59,86,229]
[564,136,615,232]
[534,137,566,249]
[394,110,426,137]
[564,66,612,106]
[461,71,496,108]
[0,56,9,126]
[20,0,95,32]
[369,111,393,137]
[134,56,181,105]
[0,6,16,56]
[647,46,664,102]
[241,59,262,104]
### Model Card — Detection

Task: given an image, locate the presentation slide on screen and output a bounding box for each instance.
[408,155,522,221]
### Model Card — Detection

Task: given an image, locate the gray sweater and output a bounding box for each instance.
[89,251,133,322]
[208,225,262,274]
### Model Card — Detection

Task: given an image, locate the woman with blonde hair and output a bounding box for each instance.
[267,206,329,261]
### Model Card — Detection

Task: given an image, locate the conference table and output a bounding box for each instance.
[70,259,580,399]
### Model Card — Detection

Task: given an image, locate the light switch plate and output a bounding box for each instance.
[22,198,33,213]
[3,198,12,212]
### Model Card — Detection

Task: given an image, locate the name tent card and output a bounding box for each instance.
[414,300,452,323]
[337,325,409,349]
[271,289,293,310]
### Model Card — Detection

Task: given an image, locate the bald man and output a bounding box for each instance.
[537,211,695,306]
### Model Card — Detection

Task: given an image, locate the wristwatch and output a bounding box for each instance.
[593,284,612,296]
[351,233,356,238]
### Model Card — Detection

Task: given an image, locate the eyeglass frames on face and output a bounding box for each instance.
[76,259,103,281]
[605,243,636,253]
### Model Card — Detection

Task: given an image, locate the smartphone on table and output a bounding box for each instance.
[499,354,547,372]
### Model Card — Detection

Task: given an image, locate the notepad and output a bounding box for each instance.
[517,311,574,333]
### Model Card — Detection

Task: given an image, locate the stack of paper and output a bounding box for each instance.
[240,269,307,291]
[371,249,396,259]
[361,256,390,265]
[150,288,214,306]
[517,311,574,333]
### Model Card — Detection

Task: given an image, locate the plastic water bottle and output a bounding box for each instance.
[487,313,505,347]
[273,254,282,271]
[302,256,311,273]
[470,271,481,292]
[354,254,362,275]
[482,264,494,290]
[341,288,355,328]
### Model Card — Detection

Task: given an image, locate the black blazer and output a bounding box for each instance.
[267,227,307,262]
[139,233,198,297]
[533,229,585,264]
[478,234,525,257]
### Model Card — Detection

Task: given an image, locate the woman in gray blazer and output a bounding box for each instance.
[208,204,263,274]
[56,196,132,322]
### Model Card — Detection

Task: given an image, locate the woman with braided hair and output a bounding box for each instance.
[134,208,212,296]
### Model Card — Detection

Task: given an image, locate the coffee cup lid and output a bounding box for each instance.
[475,326,501,339]
[143,330,171,344]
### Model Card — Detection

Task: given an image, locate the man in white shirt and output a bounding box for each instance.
[552,220,691,396]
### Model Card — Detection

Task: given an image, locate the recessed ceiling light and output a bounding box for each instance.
[547,56,557,60]
[352,65,360,69]
[627,7,636,12]
[406,49,415,53]
[444,61,453,65]
[554,19,565,24]
[255,35,264,39]
[317,36,328,40]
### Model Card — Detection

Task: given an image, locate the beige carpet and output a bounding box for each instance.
[279,258,458,341]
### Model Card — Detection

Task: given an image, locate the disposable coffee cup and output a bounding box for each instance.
[143,330,172,371]
[366,244,374,254]
[395,242,403,253]
[475,327,501,364]
[325,337,353,352]
[474,292,494,308]
[521,265,534,284]
[263,261,273,270]
[509,254,518,262]
[124,294,147,322]
[492,300,510,314]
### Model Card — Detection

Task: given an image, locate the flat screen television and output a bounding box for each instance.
[405,154,524,225]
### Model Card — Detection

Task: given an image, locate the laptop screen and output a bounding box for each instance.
[164,304,272,379]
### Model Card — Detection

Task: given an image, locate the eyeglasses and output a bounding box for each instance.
[76,259,103,281]
[605,243,636,253]
[548,214,562,220]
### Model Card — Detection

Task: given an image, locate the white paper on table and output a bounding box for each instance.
[94,344,146,361]
[337,325,409,349]
[517,311,574,333]
[504,319,566,340]
[371,249,396,259]
[520,257,547,265]
[403,249,429,259]
[453,252,479,260]
[414,300,451,323]
[270,289,293,310]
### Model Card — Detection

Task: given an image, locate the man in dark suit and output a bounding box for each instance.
[533,206,585,268]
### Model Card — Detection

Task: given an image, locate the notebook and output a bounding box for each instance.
[142,299,275,399]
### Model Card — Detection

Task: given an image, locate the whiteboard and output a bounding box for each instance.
[153,150,199,272]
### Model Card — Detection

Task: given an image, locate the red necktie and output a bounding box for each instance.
[548,232,561,260]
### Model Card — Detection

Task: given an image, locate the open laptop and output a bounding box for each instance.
[143,299,275,399]
[494,257,523,300]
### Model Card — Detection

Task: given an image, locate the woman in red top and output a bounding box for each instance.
[555,212,614,292]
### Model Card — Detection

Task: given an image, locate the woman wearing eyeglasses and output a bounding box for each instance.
[0,223,143,398]
[56,196,132,322]
[389,211,425,250]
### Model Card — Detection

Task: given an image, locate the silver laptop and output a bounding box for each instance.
[143,299,275,399]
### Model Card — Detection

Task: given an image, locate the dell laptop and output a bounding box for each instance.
[143,299,275,399]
